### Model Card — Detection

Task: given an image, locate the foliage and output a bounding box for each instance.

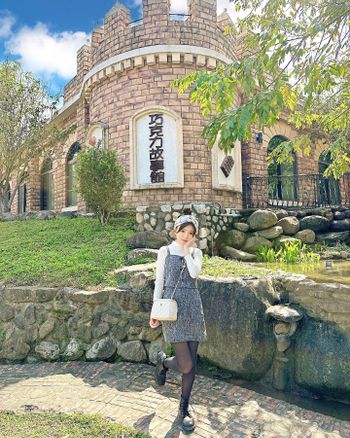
[0,60,73,214]
[256,240,320,264]
[172,0,350,178]
[0,412,150,438]
[76,148,127,226]
[201,255,269,277]
[0,215,135,288]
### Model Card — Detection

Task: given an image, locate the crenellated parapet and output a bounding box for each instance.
[63,0,237,103]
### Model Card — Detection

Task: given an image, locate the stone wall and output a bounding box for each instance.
[1,268,350,403]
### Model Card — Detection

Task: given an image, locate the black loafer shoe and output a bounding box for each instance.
[154,351,167,386]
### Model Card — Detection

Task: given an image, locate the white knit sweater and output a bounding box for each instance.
[153,241,203,301]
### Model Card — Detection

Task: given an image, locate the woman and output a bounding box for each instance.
[149,209,207,433]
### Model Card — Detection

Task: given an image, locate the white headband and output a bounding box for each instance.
[174,215,199,233]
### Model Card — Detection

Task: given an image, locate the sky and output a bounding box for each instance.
[0,0,236,97]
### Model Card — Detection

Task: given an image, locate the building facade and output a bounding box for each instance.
[8,0,350,216]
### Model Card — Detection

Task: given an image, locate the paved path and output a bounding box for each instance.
[0,362,349,438]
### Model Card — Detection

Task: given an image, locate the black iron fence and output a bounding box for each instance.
[244,173,350,209]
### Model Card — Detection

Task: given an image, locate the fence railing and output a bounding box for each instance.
[244,173,350,209]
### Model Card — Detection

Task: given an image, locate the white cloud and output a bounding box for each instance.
[217,0,235,18]
[0,11,15,38]
[5,23,89,80]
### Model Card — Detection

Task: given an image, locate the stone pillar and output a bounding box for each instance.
[265,304,303,392]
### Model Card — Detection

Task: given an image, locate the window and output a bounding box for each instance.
[267,135,297,202]
[318,149,341,205]
[40,157,54,210]
[18,183,27,214]
[66,142,81,207]
[170,0,189,21]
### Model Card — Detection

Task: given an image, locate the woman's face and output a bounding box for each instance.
[175,224,196,245]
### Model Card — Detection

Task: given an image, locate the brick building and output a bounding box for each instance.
[9,0,350,216]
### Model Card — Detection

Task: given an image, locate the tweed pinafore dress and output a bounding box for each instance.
[161,246,207,343]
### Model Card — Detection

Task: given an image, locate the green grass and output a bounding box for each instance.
[201,255,270,278]
[0,215,135,289]
[0,412,151,438]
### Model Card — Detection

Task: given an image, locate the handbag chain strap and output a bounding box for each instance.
[170,260,186,300]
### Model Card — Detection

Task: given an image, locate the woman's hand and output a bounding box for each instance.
[150,318,160,328]
[183,236,195,255]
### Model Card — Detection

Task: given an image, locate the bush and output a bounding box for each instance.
[257,240,320,264]
[76,148,127,225]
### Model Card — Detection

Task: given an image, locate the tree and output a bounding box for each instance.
[173,0,350,178]
[0,60,70,214]
[75,148,127,226]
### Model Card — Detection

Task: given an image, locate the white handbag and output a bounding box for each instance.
[151,261,186,321]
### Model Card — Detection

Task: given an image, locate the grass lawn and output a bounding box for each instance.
[0,411,151,438]
[0,215,270,289]
[0,215,135,289]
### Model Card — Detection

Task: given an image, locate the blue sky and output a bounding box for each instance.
[0,1,234,96]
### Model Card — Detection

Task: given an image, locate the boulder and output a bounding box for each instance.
[317,231,350,245]
[0,304,14,322]
[63,338,84,360]
[265,305,303,323]
[198,277,277,380]
[215,229,246,250]
[330,219,350,232]
[256,226,283,240]
[126,231,170,249]
[39,319,55,339]
[220,246,257,262]
[148,337,169,365]
[0,329,30,360]
[35,341,60,361]
[299,215,330,232]
[294,229,316,244]
[275,209,289,219]
[242,236,272,254]
[334,211,346,220]
[277,216,300,235]
[117,340,147,362]
[0,212,16,221]
[247,210,278,231]
[86,337,118,360]
[344,210,350,218]
[274,236,301,247]
[233,222,249,232]
[126,248,159,261]
[295,318,350,399]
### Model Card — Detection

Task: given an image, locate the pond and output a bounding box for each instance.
[260,260,350,285]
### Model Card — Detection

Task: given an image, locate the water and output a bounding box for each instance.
[260,260,350,285]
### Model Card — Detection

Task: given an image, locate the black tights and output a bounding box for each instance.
[163,341,199,401]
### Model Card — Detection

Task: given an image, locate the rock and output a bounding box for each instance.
[0,304,14,322]
[275,209,289,219]
[256,226,283,239]
[92,323,110,339]
[247,210,278,231]
[215,229,246,250]
[0,212,16,221]
[294,229,316,244]
[334,211,346,220]
[126,231,170,249]
[126,248,158,261]
[86,337,118,360]
[317,231,350,245]
[57,210,77,218]
[0,329,30,360]
[241,236,272,254]
[265,305,303,323]
[220,246,257,262]
[117,340,147,362]
[344,210,350,218]
[295,318,350,399]
[198,277,277,380]
[4,286,58,303]
[277,217,300,235]
[36,210,56,220]
[330,219,350,232]
[39,319,55,339]
[233,222,249,232]
[299,215,330,232]
[63,338,84,360]
[67,289,109,305]
[35,341,60,361]
[138,326,162,342]
[148,338,168,365]
[274,322,291,335]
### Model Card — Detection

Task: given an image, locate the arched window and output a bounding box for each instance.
[66,142,81,207]
[40,157,54,210]
[267,135,297,202]
[318,149,341,205]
